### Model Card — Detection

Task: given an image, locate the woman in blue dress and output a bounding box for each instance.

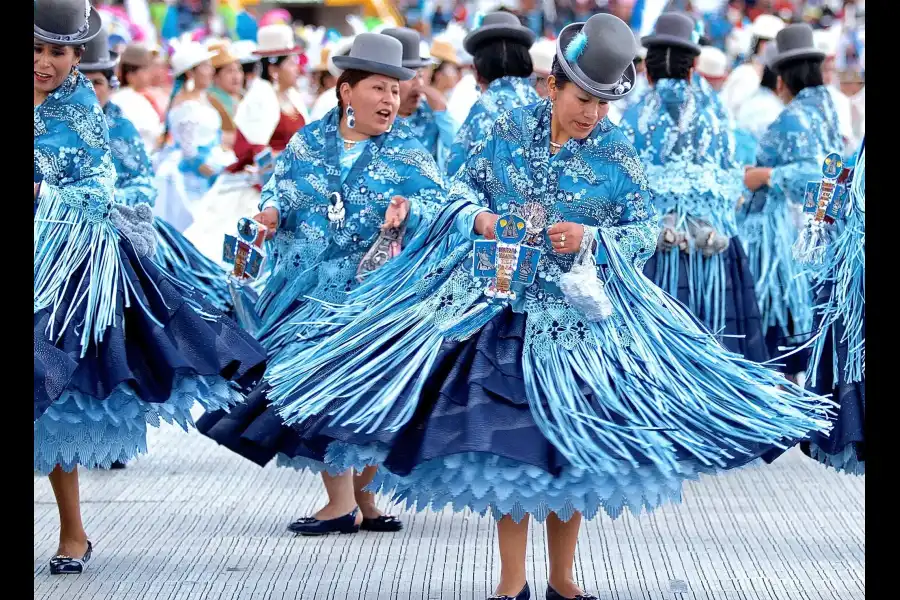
[34,1,266,574]
[78,29,234,315]
[739,24,843,380]
[261,15,831,600]
[446,11,540,177]
[197,33,447,536]
[802,140,865,474]
[619,12,767,362]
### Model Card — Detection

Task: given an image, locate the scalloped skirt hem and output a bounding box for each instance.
[34,374,241,474]
[274,439,767,524]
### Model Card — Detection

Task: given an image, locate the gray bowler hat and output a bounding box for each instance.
[642,12,702,56]
[464,11,536,55]
[381,27,432,69]
[769,24,826,71]
[34,0,103,46]
[80,28,119,72]
[556,13,638,101]
[332,33,416,81]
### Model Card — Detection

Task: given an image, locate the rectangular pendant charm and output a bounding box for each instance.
[473,214,542,302]
[223,217,267,281]
[803,182,821,214]
[473,240,498,278]
[513,245,542,286]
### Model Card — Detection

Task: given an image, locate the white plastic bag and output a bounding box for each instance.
[558,229,613,322]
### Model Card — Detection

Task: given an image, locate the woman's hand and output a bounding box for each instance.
[744,167,772,191]
[547,222,585,254]
[253,207,279,240]
[474,212,500,240]
[420,86,448,112]
[383,196,410,230]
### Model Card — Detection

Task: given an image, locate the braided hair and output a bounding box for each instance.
[645,45,695,82]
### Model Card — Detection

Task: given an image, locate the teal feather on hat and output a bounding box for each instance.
[692,21,704,44]
[473,12,484,30]
[565,31,588,62]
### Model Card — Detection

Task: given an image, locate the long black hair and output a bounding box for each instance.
[645,45,696,81]
[158,73,188,150]
[471,38,533,85]
[777,57,825,96]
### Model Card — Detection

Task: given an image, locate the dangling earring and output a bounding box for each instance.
[346,105,356,129]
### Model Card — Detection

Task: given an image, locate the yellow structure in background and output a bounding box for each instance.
[235,0,403,26]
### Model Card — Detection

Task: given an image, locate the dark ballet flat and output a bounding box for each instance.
[287,509,360,536]
[109,460,127,470]
[489,582,530,600]
[360,514,403,532]
[49,540,92,575]
[546,585,597,600]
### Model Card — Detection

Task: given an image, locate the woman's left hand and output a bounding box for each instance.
[383,196,410,230]
[547,222,584,254]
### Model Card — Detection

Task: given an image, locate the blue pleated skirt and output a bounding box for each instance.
[198,307,814,522]
[34,237,267,474]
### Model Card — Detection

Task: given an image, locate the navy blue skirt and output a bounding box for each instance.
[802,293,865,474]
[200,307,782,478]
[642,237,769,363]
[197,309,569,475]
[34,237,267,421]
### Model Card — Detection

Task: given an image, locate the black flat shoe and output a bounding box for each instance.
[546,585,597,600]
[489,582,530,600]
[109,461,127,470]
[288,509,360,536]
[49,541,92,575]
[360,514,403,532]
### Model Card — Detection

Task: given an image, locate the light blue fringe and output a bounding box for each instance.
[807,148,865,387]
[653,245,727,337]
[153,217,232,313]
[269,205,834,480]
[739,204,813,339]
[34,374,241,474]
[34,188,125,357]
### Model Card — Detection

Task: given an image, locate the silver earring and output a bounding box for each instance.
[346,105,356,129]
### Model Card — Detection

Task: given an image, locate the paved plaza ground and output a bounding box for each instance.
[35,420,865,600]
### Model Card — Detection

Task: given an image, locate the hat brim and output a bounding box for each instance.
[641,34,701,56]
[173,50,218,76]
[463,25,536,55]
[253,46,303,58]
[331,56,416,81]
[81,51,120,73]
[403,57,434,69]
[430,50,461,66]
[770,47,827,71]
[34,7,103,46]
[556,23,637,101]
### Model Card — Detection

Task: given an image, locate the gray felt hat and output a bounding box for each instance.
[80,27,119,72]
[332,33,416,81]
[382,27,432,69]
[556,13,638,101]
[642,12,702,56]
[464,11,536,55]
[34,0,103,46]
[769,24,826,72]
